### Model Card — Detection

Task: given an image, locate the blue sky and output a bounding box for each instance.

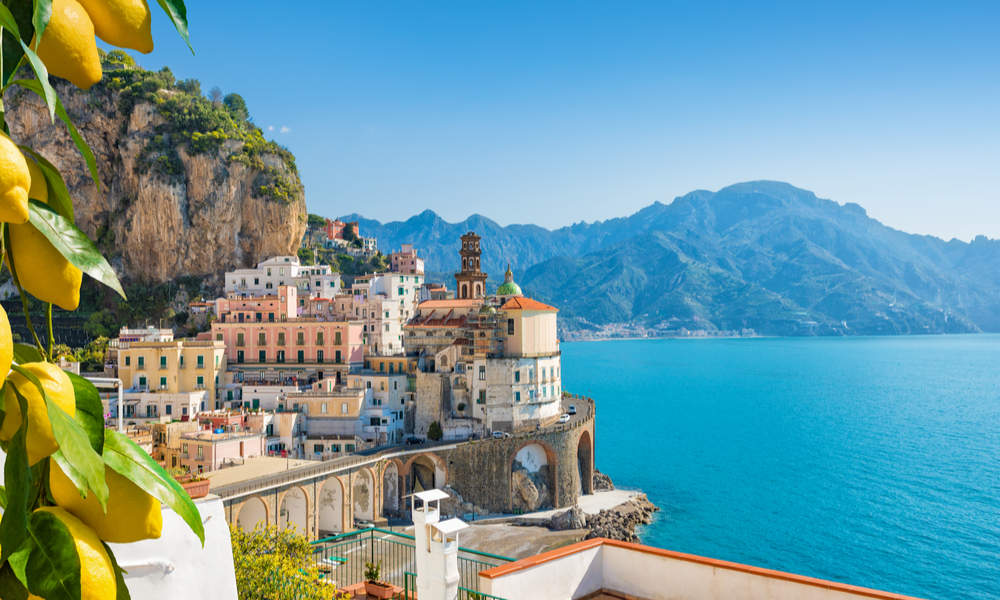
[139,1,999,240]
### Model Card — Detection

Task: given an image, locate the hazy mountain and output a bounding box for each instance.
[339,181,1000,336]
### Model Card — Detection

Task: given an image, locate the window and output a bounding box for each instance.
[259,350,266,362]
[237,333,244,346]
[278,332,285,346]
[341,403,348,414]
[479,366,486,381]
[529,369,534,381]
[296,332,304,345]
[335,350,342,364]
[183,443,188,453]
[197,355,204,368]
[385,324,390,332]
[159,377,167,388]
[216,333,223,341]
[138,356,145,368]
[279,268,285,276]
[515,370,520,383]
[160,356,167,369]
[478,390,486,405]
[197,376,204,387]
[508,319,515,335]
[197,446,203,457]
[254,278,259,285]
[124,356,130,366]
[317,350,324,363]
[515,391,521,402]
[379,362,385,372]
[182,406,188,415]
[237,350,244,363]
[398,287,404,296]
[258,332,266,345]
[297,350,304,363]
[166,404,172,415]
[314,444,323,454]
[321,403,328,414]
[139,376,146,388]
[366,381,372,389]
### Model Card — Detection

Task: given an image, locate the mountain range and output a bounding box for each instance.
[341,181,1000,336]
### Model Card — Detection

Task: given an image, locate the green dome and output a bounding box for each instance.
[496,281,522,296]
[479,304,496,314]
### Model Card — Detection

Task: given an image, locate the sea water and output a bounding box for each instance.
[561,335,1000,600]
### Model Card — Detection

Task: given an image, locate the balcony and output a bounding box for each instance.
[179,363,186,369]
[196,364,205,370]
[159,365,169,370]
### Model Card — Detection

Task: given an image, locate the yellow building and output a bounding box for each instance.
[118,339,227,421]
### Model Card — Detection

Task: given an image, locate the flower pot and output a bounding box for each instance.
[364,581,395,599]
[182,479,210,499]
[173,473,193,484]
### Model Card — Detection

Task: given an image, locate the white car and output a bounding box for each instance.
[558,413,571,423]
[567,405,577,415]
[492,431,511,439]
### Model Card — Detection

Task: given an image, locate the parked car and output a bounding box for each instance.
[492,431,511,439]
[567,405,577,415]
[558,413,571,423]
[405,437,424,445]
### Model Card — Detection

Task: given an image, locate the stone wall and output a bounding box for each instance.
[435,395,596,513]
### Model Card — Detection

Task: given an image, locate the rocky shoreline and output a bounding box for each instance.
[545,494,658,544]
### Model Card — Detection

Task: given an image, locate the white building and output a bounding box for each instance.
[225,256,342,300]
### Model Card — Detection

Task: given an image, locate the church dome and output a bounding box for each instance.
[496,263,522,297]
[479,304,496,315]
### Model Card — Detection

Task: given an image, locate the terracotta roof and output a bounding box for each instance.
[499,297,558,312]
[417,299,481,309]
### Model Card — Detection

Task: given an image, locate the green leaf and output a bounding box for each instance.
[24,510,82,600]
[104,430,206,545]
[18,146,74,221]
[0,563,29,600]
[155,0,193,54]
[18,39,58,123]
[0,3,20,34]
[0,386,33,566]
[0,484,6,509]
[9,365,109,509]
[0,0,32,86]
[31,0,52,45]
[11,342,44,364]
[7,537,32,585]
[102,543,132,600]
[27,200,126,300]
[6,79,99,188]
[66,371,105,454]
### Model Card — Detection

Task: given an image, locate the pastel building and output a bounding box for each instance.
[212,285,365,387]
[118,339,227,422]
[176,430,266,473]
[390,244,425,275]
[224,256,342,300]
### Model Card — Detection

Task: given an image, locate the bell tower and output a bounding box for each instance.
[454,232,488,299]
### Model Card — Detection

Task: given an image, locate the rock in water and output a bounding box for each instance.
[4,70,306,285]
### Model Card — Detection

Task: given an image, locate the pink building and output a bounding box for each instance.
[390,244,425,275]
[211,285,364,387]
[178,430,265,473]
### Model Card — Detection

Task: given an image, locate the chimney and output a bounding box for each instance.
[412,490,468,600]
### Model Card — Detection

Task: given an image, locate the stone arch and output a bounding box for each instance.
[474,282,482,297]
[460,283,469,299]
[403,452,448,493]
[383,460,401,516]
[577,429,594,495]
[278,486,309,535]
[353,467,376,522]
[236,496,268,532]
[509,440,559,512]
[317,477,344,535]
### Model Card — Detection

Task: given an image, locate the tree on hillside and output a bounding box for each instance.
[176,78,202,95]
[208,85,223,106]
[223,93,249,121]
[307,214,327,228]
[427,421,443,441]
[342,224,359,243]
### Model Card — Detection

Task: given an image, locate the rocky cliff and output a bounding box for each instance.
[3,63,307,285]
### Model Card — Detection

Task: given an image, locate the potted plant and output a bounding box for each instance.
[168,466,193,484]
[363,560,394,599]
[181,473,211,499]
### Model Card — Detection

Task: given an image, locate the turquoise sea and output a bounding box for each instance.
[562,335,1000,600]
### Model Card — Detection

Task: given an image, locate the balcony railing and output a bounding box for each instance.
[196,364,205,369]
[159,365,168,370]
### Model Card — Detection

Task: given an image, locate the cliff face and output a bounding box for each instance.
[4,75,307,285]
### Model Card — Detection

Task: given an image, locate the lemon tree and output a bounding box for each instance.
[0,0,201,598]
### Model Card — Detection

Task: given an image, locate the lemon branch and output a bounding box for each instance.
[46,303,53,359]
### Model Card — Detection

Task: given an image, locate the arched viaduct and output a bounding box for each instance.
[220,395,596,538]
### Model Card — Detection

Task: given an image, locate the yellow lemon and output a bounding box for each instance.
[77,0,153,54]
[31,0,103,90]
[0,362,77,466]
[0,304,12,384]
[0,133,30,224]
[50,460,163,543]
[31,507,116,600]
[24,154,49,203]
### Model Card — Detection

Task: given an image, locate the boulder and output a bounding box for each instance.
[548,506,587,531]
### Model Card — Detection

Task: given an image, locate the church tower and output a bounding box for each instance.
[455,232,488,299]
